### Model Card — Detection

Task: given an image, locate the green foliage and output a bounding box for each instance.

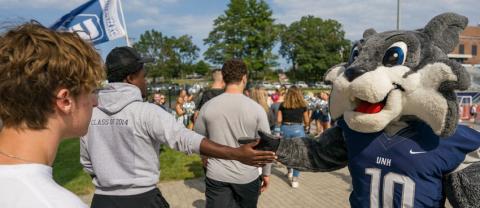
[204,0,280,74]
[250,68,278,81]
[194,60,211,75]
[53,139,94,195]
[159,146,204,181]
[133,30,200,80]
[53,140,204,195]
[280,16,351,81]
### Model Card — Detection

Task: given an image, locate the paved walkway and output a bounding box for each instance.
[159,166,353,208]
[79,121,480,207]
[81,165,454,208]
[81,165,353,208]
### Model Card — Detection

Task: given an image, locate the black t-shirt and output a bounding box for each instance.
[279,103,307,123]
[196,88,224,110]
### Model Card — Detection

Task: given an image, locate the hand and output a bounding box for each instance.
[261,175,270,192]
[232,140,277,167]
[254,131,281,152]
[201,156,208,168]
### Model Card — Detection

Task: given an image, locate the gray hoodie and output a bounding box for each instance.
[80,83,204,195]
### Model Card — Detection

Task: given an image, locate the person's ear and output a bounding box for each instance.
[55,89,73,114]
[242,75,247,84]
[125,74,135,84]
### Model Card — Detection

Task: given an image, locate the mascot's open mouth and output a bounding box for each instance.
[355,99,386,114]
[353,83,404,114]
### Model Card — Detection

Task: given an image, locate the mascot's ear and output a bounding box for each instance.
[423,12,468,53]
[363,28,377,39]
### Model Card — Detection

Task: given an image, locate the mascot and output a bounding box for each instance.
[254,13,480,208]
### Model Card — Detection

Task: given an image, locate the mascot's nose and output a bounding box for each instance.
[344,67,367,82]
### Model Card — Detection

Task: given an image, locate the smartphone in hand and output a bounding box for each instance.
[237,137,258,145]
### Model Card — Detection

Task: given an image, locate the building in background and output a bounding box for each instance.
[449,26,480,120]
[449,26,480,65]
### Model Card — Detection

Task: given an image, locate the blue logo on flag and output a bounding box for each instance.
[67,14,105,42]
[51,0,114,45]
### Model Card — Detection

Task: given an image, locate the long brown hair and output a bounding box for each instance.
[283,86,307,109]
[250,87,269,113]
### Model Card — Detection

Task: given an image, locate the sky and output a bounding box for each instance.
[0,0,479,69]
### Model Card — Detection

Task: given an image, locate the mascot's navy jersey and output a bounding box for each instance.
[338,119,480,208]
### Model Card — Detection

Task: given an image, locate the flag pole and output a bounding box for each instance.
[118,0,131,46]
[396,0,400,30]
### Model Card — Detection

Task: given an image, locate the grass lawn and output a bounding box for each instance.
[52,139,204,195]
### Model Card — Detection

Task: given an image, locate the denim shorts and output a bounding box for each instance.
[281,124,306,139]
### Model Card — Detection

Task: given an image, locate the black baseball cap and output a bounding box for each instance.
[105,46,154,82]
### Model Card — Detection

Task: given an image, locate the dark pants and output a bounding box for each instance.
[205,177,261,208]
[91,188,169,208]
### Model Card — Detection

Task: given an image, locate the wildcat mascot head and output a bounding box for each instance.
[325,12,470,137]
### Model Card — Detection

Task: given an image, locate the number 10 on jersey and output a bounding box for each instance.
[366,168,415,208]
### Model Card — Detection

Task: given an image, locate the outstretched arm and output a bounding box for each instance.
[199,139,276,167]
[256,126,348,172]
[147,104,276,167]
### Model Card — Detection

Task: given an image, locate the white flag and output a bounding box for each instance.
[51,0,126,45]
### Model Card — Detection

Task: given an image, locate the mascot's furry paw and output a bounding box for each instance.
[254,131,280,152]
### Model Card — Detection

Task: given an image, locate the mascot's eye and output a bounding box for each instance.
[348,45,360,65]
[382,42,407,67]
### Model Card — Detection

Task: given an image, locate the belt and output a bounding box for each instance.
[282,122,303,125]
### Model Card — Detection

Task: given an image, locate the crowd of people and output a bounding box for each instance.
[2,13,480,208]
[0,22,277,208]
[148,63,333,192]
[152,74,332,140]
[0,22,333,208]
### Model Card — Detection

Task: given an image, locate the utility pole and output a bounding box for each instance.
[397,0,400,30]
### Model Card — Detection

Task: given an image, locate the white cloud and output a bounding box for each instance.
[108,0,216,45]
[129,14,215,45]
[0,0,87,9]
[123,0,161,16]
[0,0,179,9]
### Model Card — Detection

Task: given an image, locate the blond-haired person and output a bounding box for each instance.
[277,86,309,188]
[0,22,105,208]
[250,86,275,129]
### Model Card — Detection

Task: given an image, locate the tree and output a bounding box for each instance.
[204,0,279,77]
[133,30,170,81]
[134,30,199,80]
[194,60,211,76]
[280,16,350,81]
[173,35,200,78]
[175,35,199,65]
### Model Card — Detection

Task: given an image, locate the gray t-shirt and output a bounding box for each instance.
[194,93,271,184]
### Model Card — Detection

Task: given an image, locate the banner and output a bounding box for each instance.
[51,0,126,45]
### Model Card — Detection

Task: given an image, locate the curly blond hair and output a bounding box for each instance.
[0,22,105,129]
